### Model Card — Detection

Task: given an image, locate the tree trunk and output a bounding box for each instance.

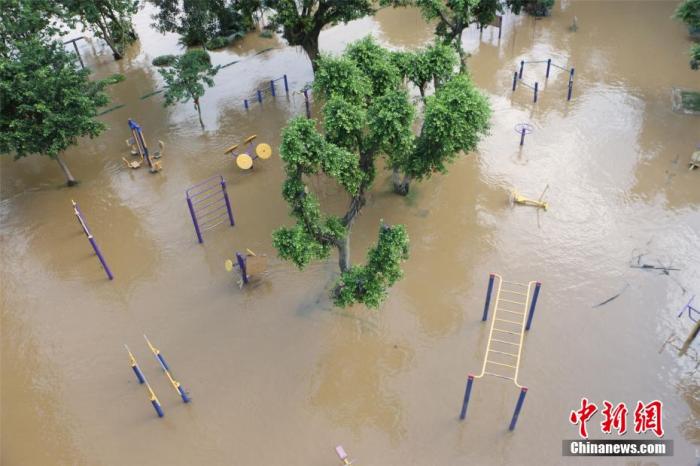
[392,168,411,196]
[302,33,321,73]
[336,234,350,273]
[195,99,204,129]
[97,13,123,60]
[418,85,426,101]
[456,30,467,73]
[56,154,78,186]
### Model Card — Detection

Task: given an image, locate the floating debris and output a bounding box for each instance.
[593,283,629,308]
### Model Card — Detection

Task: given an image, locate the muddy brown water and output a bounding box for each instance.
[2,2,700,465]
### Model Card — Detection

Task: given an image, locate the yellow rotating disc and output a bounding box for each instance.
[255,143,272,160]
[236,153,253,170]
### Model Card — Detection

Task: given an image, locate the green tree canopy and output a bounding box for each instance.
[0,39,112,185]
[0,0,69,57]
[158,49,218,129]
[273,37,490,308]
[152,0,258,46]
[61,0,139,60]
[262,0,377,72]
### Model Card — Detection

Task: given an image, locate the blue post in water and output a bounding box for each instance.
[177,385,191,403]
[283,74,289,94]
[459,374,475,420]
[156,353,170,372]
[519,60,524,79]
[244,99,249,110]
[512,71,518,91]
[520,127,526,146]
[567,68,575,101]
[509,387,528,431]
[303,89,310,118]
[525,282,541,331]
[88,236,114,280]
[186,197,203,244]
[257,89,263,103]
[151,399,164,417]
[270,80,276,97]
[533,82,539,103]
[545,58,551,78]
[220,179,235,226]
[131,364,145,384]
[482,274,495,321]
[236,252,248,284]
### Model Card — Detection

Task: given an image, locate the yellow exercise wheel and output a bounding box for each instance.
[236,153,254,170]
[256,143,272,160]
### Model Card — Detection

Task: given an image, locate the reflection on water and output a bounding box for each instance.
[2,1,700,465]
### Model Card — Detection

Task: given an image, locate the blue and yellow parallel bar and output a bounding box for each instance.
[144,335,191,403]
[125,344,164,417]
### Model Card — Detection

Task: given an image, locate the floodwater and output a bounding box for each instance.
[2,2,699,465]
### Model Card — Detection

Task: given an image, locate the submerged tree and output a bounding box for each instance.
[158,49,218,129]
[272,37,490,308]
[62,0,139,60]
[263,0,377,72]
[691,44,700,70]
[0,39,112,185]
[152,0,256,46]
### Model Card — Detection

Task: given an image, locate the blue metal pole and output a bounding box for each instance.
[236,252,248,284]
[512,71,518,91]
[519,60,524,79]
[221,179,235,226]
[257,89,262,103]
[177,385,191,403]
[459,375,475,420]
[270,80,276,97]
[244,99,249,110]
[567,68,575,101]
[88,236,114,280]
[186,197,204,244]
[283,74,289,94]
[509,387,528,431]
[151,399,164,417]
[520,128,526,146]
[546,58,551,78]
[156,353,170,372]
[131,364,145,384]
[525,282,541,331]
[533,82,538,103]
[482,274,495,321]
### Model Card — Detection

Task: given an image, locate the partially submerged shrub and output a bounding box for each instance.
[152,54,177,67]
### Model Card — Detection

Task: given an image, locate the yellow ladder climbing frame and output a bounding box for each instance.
[459,273,542,431]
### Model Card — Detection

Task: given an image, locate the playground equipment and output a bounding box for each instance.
[144,335,191,403]
[225,248,268,287]
[64,36,86,69]
[335,445,353,465]
[243,74,290,110]
[513,58,575,102]
[300,86,312,118]
[127,119,162,173]
[510,185,549,210]
[478,14,503,38]
[125,345,164,417]
[185,175,235,244]
[678,295,699,322]
[689,145,700,170]
[460,274,542,430]
[224,135,272,170]
[514,123,534,146]
[71,200,113,280]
